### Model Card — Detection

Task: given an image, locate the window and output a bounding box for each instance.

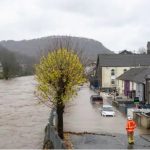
[124,69,127,72]
[111,69,115,75]
[111,79,115,84]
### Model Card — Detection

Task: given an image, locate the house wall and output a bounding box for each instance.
[117,80,124,95]
[102,67,130,89]
[118,81,144,100]
[98,67,102,88]
[145,77,150,104]
[136,83,144,102]
[102,67,113,88]
[118,80,138,97]
[130,82,136,91]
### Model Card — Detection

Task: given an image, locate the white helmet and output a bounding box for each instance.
[128,116,132,120]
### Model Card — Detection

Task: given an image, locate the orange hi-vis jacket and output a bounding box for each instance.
[126,120,136,133]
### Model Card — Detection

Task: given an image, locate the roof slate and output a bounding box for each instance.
[98,54,150,67]
[117,67,150,83]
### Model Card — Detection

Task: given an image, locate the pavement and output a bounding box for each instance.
[141,134,150,142]
[69,132,150,149]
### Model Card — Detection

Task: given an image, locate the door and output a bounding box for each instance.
[124,80,130,96]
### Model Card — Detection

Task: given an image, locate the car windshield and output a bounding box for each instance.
[92,95,102,100]
[94,97,102,100]
[103,107,113,111]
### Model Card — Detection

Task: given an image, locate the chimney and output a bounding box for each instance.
[147,42,150,54]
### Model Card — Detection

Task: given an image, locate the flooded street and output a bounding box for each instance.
[64,85,150,136]
[64,85,126,134]
[0,76,50,149]
[64,85,150,149]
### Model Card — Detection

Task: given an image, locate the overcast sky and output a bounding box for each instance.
[0,0,150,52]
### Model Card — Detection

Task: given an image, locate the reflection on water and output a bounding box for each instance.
[0,76,50,149]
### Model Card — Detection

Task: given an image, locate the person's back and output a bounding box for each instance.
[126,119,136,132]
[126,116,136,144]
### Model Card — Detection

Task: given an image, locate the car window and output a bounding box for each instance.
[103,107,113,111]
[93,97,102,100]
[116,97,122,99]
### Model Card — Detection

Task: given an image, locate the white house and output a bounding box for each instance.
[95,54,150,93]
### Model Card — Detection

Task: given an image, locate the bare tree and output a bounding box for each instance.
[137,47,147,54]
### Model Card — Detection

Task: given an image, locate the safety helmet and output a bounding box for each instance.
[127,116,132,120]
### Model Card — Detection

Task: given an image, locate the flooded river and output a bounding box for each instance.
[0,76,50,149]
[0,76,149,149]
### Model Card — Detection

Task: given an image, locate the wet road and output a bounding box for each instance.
[0,76,50,149]
[69,133,150,149]
[64,85,150,149]
[64,85,127,134]
[64,85,150,136]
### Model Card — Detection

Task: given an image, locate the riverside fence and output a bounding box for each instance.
[43,107,66,149]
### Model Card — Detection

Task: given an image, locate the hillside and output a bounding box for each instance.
[0,36,113,61]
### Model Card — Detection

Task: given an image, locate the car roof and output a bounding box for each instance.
[91,95,102,97]
[102,105,112,108]
[116,96,123,99]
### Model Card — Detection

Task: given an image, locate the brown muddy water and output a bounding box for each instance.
[0,76,149,149]
[0,76,50,149]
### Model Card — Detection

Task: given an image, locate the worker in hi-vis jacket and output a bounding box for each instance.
[126,116,136,144]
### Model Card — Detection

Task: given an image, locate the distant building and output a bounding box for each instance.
[119,50,133,54]
[147,42,150,54]
[86,62,99,89]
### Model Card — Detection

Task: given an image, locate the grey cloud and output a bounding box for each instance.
[0,0,150,52]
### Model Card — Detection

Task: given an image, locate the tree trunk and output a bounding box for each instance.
[56,104,64,139]
[56,75,66,139]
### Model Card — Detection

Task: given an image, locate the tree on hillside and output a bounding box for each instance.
[35,48,86,139]
[0,45,21,79]
[42,36,92,67]
[15,52,36,75]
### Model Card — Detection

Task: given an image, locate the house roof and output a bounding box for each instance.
[119,50,133,54]
[97,54,150,67]
[117,67,150,83]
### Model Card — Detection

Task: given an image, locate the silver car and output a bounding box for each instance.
[100,105,116,117]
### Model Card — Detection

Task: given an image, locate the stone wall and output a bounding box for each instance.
[133,112,150,129]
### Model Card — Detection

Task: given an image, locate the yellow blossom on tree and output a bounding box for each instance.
[35,48,86,139]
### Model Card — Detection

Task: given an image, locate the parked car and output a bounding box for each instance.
[100,105,116,117]
[90,95,103,104]
[115,96,123,101]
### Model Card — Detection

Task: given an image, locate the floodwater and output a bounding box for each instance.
[64,85,126,134]
[64,85,150,136]
[0,76,149,149]
[0,76,50,149]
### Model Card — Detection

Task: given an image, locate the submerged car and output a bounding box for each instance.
[90,95,103,104]
[100,105,116,117]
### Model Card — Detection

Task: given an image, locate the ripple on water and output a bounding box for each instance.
[0,76,50,149]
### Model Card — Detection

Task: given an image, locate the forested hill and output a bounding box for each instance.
[0,36,113,61]
[0,44,35,77]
